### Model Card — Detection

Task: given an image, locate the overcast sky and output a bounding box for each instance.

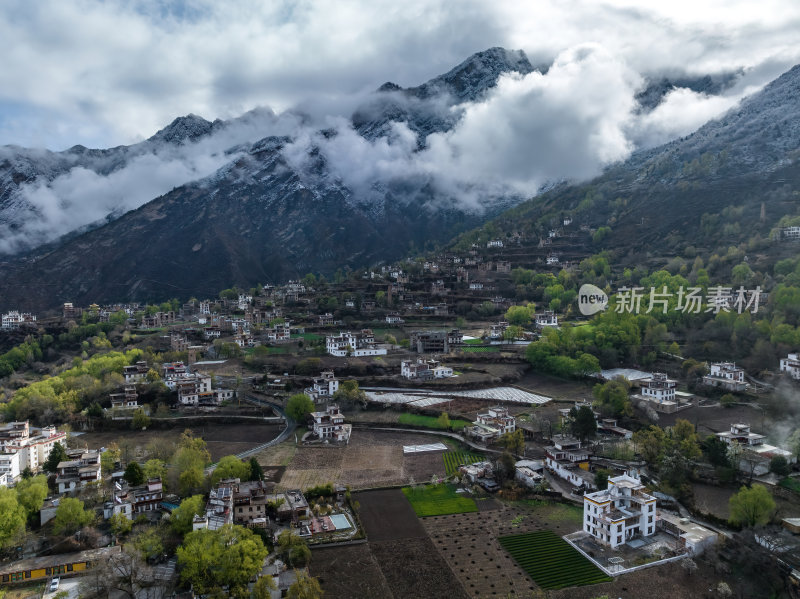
[2,0,799,150]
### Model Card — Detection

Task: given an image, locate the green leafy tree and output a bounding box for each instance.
[569,405,597,442]
[211,455,251,485]
[0,487,26,549]
[177,525,268,597]
[124,462,145,486]
[702,436,732,468]
[53,497,95,535]
[633,425,666,465]
[172,430,211,495]
[499,429,525,455]
[595,468,612,490]
[287,570,324,599]
[592,379,632,418]
[770,455,791,477]
[43,442,68,473]
[276,530,311,567]
[436,412,451,430]
[109,513,133,536]
[134,527,164,561]
[252,576,278,598]
[14,474,48,519]
[249,458,264,481]
[729,484,775,527]
[286,394,315,422]
[131,408,151,430]
[171,495,206,535]
[101,443,122,476]
[505,305,533,326]
[142,459,167,482]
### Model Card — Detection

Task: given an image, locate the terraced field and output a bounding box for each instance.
[442,451,485,476]
[499,530,611,589]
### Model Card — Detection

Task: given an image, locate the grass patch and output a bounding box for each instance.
[499,530,612,589]
[463,338,483,345]
[402,484,478,517]
[461,345,499,353]
[397,413,471,431]
[519,500,584,525]
[442,451,485,476]
[780,477,800,493]
[291,332,323,341]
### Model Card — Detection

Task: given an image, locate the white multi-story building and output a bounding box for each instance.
[400,359,453,380]
[780,353,800,380]
[123,361,149,384]
[534,311,558,328]
[487,240,504,248]
[326,330,387,357]
[1,311,36,329]
[703,362,748,392]
[641,373,677,403]
[312,370,339,398]
[56,449,102,494]
[310,404,352,443]
[782,226,800,240]
[716,423,796,474]
[471,407,516,443]
[0,422,68,483]
[545,437,594,489]
[583,471,657,548]
[489,321,509,339]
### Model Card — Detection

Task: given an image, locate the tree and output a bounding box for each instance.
[131,408,150,430]
[276,530,312,567]
[14,474,48,519]
[43,442,68,473]
[702,436,731,468]
[53,497,95,535]
[505,305,533,326]
[124,462,145,486]
[248,457,264,481]
[0,487,26,549]
[594,468,611,490]
[729,484,775,527]
[142,459,167,482]
[171,495,206,535]
[633,426,666,465]
[592,379,632,418]
[134,526,164,561]
[109,513,133,536]
[211,455,251,485]
[251,575,278,599]
[436,412,451,430]
[286,394,315,422]
[499,429,525,455]
[569,405,597,442]
[770,455,791,477]
[177,525,268,597]
[101,443,122,476]
[287,570,323,599]
[172,430,211,495]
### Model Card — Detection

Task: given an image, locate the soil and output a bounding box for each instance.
[356,489,426,542]
[269,430,452,491]
[72,422,283,461]
[310,543,394,599]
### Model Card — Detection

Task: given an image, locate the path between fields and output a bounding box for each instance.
[204,395,295,474]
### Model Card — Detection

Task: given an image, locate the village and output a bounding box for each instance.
[2,229,800,599]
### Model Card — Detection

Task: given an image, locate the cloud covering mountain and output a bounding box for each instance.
[0,37,782,255]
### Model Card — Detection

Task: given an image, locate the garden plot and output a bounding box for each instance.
[402,484,478,517]
[499,530,612,589]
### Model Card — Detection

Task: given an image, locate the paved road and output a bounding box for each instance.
[204,394,295,475]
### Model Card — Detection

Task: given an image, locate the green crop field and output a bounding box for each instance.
[780,478,800,493]
[461,345,499,353]
[463,338,483,345]
[402,484,478,517]
[499,530,612,589]
[397,413,471,431]
[442,451,485,476]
